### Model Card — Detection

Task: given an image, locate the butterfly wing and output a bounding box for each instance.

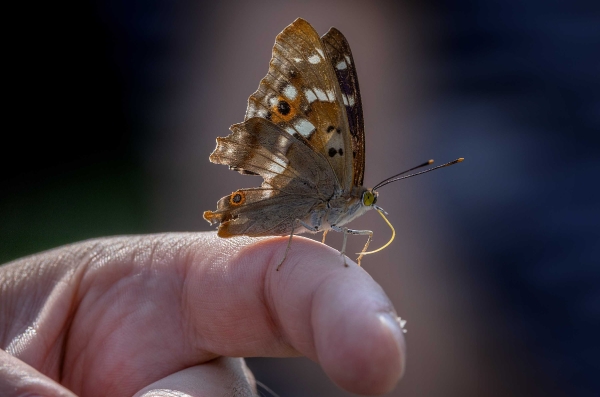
[321,27,366,187]
[245,18,354,192]
[204,187,317,237]
[204,117,336,237]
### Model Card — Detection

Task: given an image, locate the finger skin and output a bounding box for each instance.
[1,233,405,396]
[0,348,76,397]
[133,357,255,397]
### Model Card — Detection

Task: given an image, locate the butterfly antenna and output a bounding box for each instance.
[373,158,464,191]
[372,159,434,191]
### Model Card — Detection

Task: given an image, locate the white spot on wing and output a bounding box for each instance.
[285,126,295,135]
[258,190,273,199]
[315,88,328,101]
[305,89,317,103]
[342,94,355,106]
[336,60,348,70]
[268,162,286,175]
[276,134,292,151]
[305,88,335,103]
[308,54,320,64]
[316,48,324,58]
[283,85,297,100]
[294,119,316,138]
[344,54,352,64]
[272,155,288,169]
[326,89,335,101]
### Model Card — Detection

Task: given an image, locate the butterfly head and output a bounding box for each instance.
[361,189,378,207]
[355,188,395,258]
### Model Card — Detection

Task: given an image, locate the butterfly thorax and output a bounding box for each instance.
[299,186,374,233]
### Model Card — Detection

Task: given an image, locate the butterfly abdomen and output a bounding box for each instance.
[325,192,370,228]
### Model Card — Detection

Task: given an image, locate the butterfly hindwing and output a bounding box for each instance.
[204,117,337,236]
[245,18,354,191]
[321,27,366,187]
[204,187,318,237]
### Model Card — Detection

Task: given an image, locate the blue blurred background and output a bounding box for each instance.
[2,1,599,396]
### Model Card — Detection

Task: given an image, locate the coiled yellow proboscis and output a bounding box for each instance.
[357,209,396,255]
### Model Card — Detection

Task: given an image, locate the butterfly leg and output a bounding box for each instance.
[331,225,350,267]
[332,225,373,267]
[277,219,319,271]
[321,229,329,244]
[277,226,296,272]
[355,230,374,266]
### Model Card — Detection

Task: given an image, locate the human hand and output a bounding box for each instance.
[1,233,406,396]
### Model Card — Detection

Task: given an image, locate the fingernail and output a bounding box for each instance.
[378,312,407,378]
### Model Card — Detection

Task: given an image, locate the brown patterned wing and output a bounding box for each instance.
[203,187,317,237]
[204,117,336,237]
[321,27,366,187]
[245,18,354,192]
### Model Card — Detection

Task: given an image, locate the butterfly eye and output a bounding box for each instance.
[362,191,375,206]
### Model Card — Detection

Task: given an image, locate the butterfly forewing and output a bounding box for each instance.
[321,27,366,187]
[209,118,336,196]
[245,18,354,191]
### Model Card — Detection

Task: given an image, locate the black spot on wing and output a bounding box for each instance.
[328,147,337,157]
[338,77,354,96]
[277,100,291,115]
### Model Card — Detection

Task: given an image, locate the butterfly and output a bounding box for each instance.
[204,18,462,269]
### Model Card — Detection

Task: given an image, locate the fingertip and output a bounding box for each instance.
[254,237,406,394]
[311,278,405,395]
[378,312,407,380]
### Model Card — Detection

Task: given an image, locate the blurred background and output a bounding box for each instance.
[2,0,599,396]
